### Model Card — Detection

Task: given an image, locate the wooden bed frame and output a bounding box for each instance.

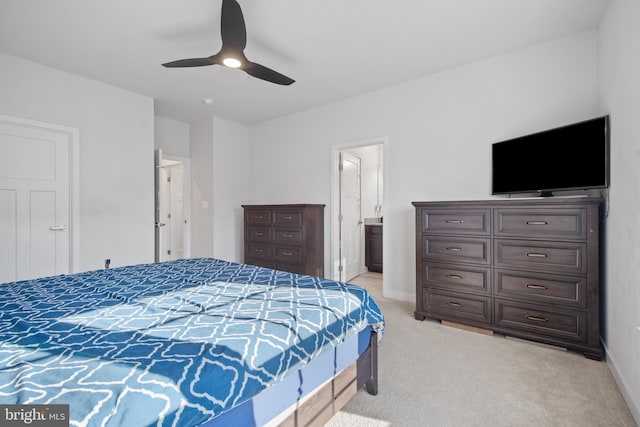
[269,331,379,427]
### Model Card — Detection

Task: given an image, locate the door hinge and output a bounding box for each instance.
[167,213,172,219]
[167,249,171,255]
[167,176,172,183]
[338,265,343,272]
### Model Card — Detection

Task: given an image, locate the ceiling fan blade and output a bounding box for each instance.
[221,0,247,50]
[244,61,295,85]
[162,57,217,68]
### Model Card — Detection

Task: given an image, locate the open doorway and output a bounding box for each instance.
[331,138,385,285]
[154,150,191,262]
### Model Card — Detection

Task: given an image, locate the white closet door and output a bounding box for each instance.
[0,119,70,282]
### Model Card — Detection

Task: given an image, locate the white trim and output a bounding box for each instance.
[330,136,388,288]
[0,113,80,274]
[383,290,415,303]
[604,342,640,425]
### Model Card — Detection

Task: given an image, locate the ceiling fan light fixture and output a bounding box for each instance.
[162,0,294,85]
[222,57,242,68]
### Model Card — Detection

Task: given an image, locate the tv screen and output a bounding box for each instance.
[492,116,609,196]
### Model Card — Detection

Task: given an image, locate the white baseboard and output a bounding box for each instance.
[383,289,414,303]
[604,343,640,425]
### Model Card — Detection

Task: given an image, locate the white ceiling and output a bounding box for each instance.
[0,0,608,125]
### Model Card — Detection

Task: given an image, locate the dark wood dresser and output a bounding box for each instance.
[412,198,603,359]
[242,204,325,277]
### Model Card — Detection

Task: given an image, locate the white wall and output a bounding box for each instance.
[212,116,250,263]
[0,53,154,271]
[156,114,251,263]
[598,0,640,422]
[188,115,250,262]
[249,31,601,301]
[154,115,190,158]
[190,117,214,257]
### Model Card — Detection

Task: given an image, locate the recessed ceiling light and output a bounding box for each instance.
[202,98,214,106]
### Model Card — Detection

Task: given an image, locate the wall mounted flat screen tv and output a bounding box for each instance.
[492,115,610,196]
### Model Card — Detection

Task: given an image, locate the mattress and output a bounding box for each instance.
[0,258,384,426]
[203,325,371,426]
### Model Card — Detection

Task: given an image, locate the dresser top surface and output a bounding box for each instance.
[412,197,603,208]
[242,204,325,208]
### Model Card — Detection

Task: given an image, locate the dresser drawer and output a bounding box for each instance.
[246,243,272,260]
[495,208,586,239]
[274,246,302,263]
[366,224,383,236]
[274,210,303,226]
[494,299,586,343]
[274,228,302,245]
[420,209,490,235]
[246,209,271,225]
[424,289,491,325]
[423,262,490,294]
[494,269,585,307]
[494,239,586,274]
[423,237,490,265]
[246,226,271,242]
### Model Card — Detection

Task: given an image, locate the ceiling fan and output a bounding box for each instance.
[162,0,295,86]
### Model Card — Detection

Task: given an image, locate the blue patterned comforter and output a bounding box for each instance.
[0,258,384,426]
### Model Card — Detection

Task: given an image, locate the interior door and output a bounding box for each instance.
[154,149,165,262]
[155,151,189,262]
[0,119,70,282]
[340,152,362,281]
[166,162,185,260]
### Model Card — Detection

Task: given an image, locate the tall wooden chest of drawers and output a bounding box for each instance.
[412,198,603,359]
[243,204,325,277]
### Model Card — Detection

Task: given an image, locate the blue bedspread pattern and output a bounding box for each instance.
[0,258,384,427]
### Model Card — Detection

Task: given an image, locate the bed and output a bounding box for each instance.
[0,258,384,426]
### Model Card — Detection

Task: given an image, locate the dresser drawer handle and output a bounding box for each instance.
[255,215,264,220]
[526,252,548,258]
[282,234,293,238]
[446,274,463,280]
[283,216,293,220]
[447,301,463,308]
[445,219,464,224]
[526,315,548,323]
[255,248,264,253]
[255,232,263,236]
[526,221,548,225]
[526,284,548,290]
[282,251,293,256]
[446,247,463,252]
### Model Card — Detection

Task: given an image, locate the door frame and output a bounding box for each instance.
[330,136,387,282]
[0,113,80,274]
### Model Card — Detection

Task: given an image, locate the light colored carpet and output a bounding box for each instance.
[327,272,636,427]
